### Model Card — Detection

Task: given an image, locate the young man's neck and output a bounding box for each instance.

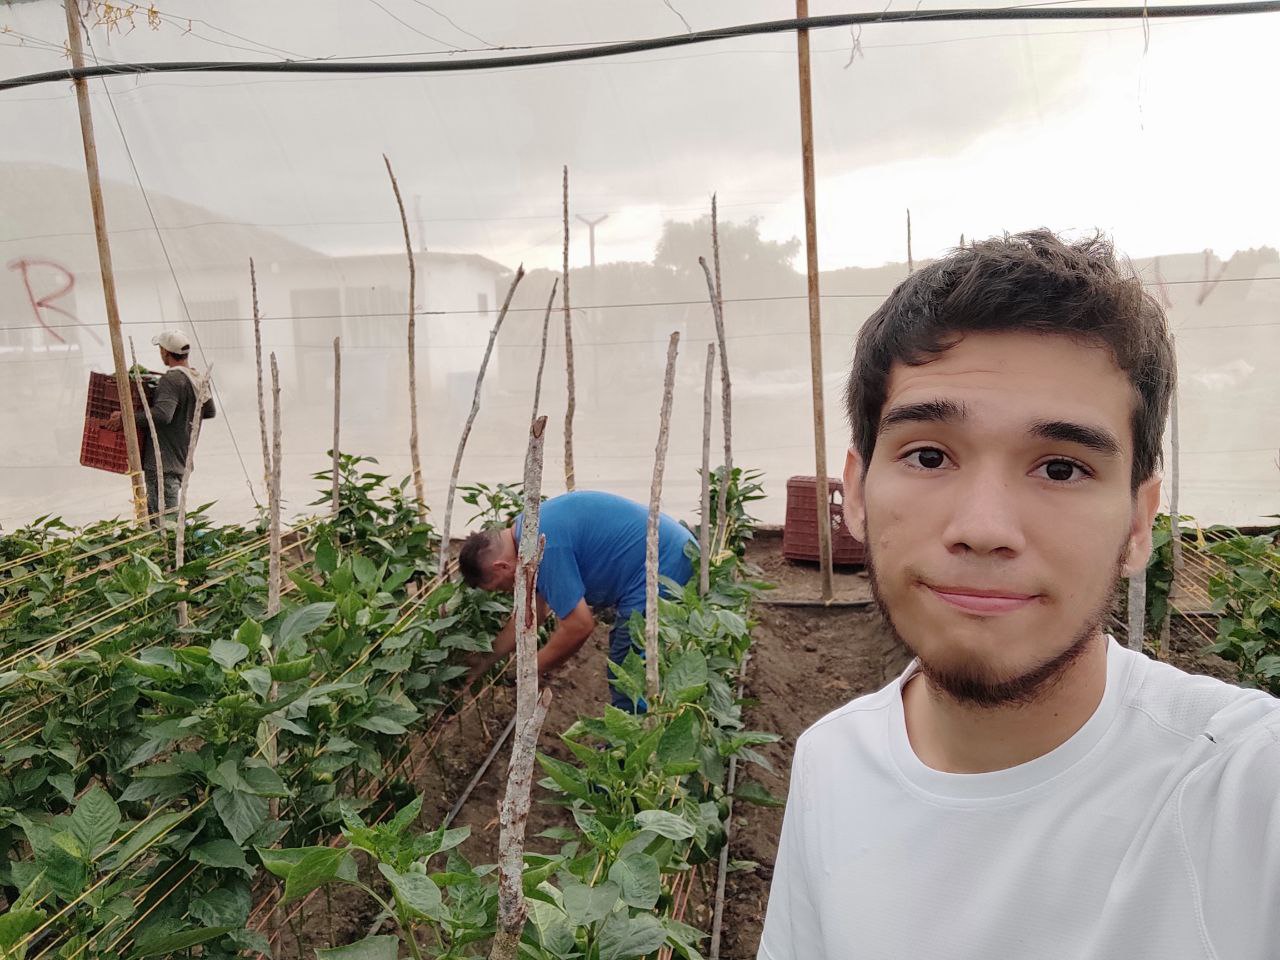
[901,631,1109,774]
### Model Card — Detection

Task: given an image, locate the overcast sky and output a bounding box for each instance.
[3,0,1280,272]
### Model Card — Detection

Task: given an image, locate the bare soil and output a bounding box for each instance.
[277,529,1241,959]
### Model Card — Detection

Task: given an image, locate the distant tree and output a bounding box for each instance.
[654,216,801,292]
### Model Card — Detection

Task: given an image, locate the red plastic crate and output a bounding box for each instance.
[783,475,866,567]
[80,371,155,474]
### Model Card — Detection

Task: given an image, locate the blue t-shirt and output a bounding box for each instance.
[512,491,696,619]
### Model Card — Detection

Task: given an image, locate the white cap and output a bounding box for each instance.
[151,330,190,355]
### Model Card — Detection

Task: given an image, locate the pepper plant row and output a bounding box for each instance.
[0,458,526,960]
[261,468,778,960]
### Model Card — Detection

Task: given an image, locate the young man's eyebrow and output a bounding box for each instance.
[1029,419,1122,457]
[877,399,967,436]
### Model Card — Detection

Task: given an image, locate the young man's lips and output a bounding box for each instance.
[926,585,1039,614]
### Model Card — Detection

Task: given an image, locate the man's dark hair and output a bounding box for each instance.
[845,230,1175,490]
[459,529,502,588]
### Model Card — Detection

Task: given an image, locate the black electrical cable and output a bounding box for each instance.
[2,2,1278,93]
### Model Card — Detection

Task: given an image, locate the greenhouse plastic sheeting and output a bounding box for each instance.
[2,0,1276,529]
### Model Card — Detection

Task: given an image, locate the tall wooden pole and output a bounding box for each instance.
[65,0,146,522]
[795,0,834,602]
[562,166,577,493]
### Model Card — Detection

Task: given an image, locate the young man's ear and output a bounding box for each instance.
[842,446,868,543]
[1121,473,1163,577]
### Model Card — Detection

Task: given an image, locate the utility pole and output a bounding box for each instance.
[65,0,147,522]
[414,194,427,253]
[575,213,608,269]
[795,0,834,602]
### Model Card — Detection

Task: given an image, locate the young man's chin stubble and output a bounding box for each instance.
[864,547,1126,709]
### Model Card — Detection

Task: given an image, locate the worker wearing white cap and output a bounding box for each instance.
[107,330,215,525]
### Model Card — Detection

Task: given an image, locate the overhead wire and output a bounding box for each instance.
[4,2,1280,92]
[6,274,1280,339]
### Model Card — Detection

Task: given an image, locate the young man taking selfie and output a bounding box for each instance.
[759,231,1279,959]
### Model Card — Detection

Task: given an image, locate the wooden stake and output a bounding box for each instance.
[562,165,577,492]
[699,343,715,596]
[174,363,214,628]
[698,256,733,548]
[127,337,166,540]
[795,0,835,602]
[1127,573,1146,653]
[331,336,341,515]
[250,258,271,506]
[490,416,553,960]
[267,353,283,618]
[906,208,914,273]
[439,265,526,571]
[532,278,558,422]
[707,199,733,546]
[65,0,146,523]
[384,155,428,521]
[646,332,681,702]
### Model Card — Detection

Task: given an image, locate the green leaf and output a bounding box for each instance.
[236,618,264,651]
[190,839,252,873]
[210,637,250,670]
[189,883,252,927]
[352,555,378,586]
[268,656,314,683]
[127,926,232,960]
[0,908,44,950]
[314,935,399,960]
[255,845,327,880]
[124,657,175,682]
[69,786,120,859]
[316,538,338,575]
[378,863,444,920]
[47,772,76,804]
[213,787,268,846]
[240,762,290,798]
[602,706,643,742]
[597,911,669,960]
[242,666,273,697]
[387,795,424,835]
[355,716,408,735]
[634,809,696,841]
[527,897,576,957]
[560,878,620,925]
[656,710,700,769]
[278,602,336,650]
[224,928,272,956]
[538,753,592,802]
[102,812,186,871]
[735,780,785,808]
[663,649,708,704]
[283,847,348,904]
[607,853,662,909]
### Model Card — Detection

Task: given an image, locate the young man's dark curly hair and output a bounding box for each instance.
[844,229,1175,491]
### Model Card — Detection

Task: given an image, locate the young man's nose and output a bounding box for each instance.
[939,467,1027,558]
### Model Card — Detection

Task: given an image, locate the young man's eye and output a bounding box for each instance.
[904,448,949,470]
[1035,458,1091,482]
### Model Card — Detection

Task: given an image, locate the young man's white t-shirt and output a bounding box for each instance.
[759,637,1280,959]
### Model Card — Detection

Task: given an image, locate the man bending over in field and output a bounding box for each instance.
[760,231,1280,959]
[459,490,696,712]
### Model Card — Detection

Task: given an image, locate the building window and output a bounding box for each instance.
[477,292,489,316]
